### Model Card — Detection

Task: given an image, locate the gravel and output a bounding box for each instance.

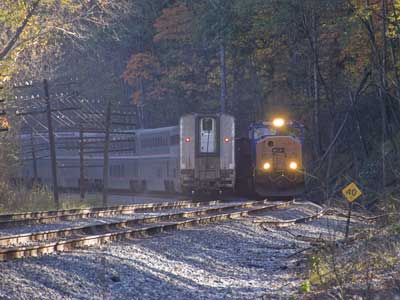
[0,204,353,300]
[0,203,246,237]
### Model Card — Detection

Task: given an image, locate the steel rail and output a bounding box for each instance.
[0,201,292,261]
[0,200,270,246]
[0,198,214,221]
[0,199,230,227]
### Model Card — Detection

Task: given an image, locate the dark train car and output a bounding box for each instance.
[236,118,305,197]
[235,137,253,195]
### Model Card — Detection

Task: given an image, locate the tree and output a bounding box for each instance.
[0,0,132,83]
[122,52,164,128]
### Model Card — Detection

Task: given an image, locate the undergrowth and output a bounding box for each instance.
[0,182,102,213]
[301,203,400,299]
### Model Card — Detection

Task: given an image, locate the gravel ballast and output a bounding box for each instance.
[0,204,354,300]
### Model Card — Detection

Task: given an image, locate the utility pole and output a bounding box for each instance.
[102,100,111,206]
[44,79,59,208]
[79,125,85,201]
[30,130,38,184]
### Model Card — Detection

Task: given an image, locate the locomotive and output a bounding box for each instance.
[236,118,305,197]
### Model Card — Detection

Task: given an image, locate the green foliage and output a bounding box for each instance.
[390,223,400,234]
[0,183,53,213]
[306,228,400,296]
[0,183,103,213]
[0,0,132,82]
[308,254,332,286]
[299,280,311,293]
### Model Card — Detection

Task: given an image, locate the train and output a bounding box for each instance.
[236,118,305,197]
[18,113,236,195]
[18,114,304,198]
[180,113,236,194]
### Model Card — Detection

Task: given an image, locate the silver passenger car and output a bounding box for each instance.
[19,126,180,193]
[180,113,235,194]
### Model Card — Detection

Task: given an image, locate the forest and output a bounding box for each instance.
[0,1,400,298]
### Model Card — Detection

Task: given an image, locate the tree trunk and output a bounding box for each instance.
[389,0,400,100]
[220,41,227,114]
[249,57,264,121]
[348,91,369,158]
[138,78,145,129]
[380,0,388,197]
[311,9,322,157]
[44,79,59,209]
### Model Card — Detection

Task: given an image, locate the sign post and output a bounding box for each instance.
[342,182,362,241]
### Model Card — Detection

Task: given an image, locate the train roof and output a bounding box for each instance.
[135,126,178,134]
[20,125,179,139]
[180,112,234,118]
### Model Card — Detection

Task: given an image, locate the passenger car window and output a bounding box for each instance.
[202,118,213,132]
[199,117,217,153]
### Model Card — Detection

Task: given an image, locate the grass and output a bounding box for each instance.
[0,182,104,214]
[305,226,400,299]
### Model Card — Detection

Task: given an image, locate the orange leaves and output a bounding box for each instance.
[0,116,9,131]
[122,52,168,104]
[122,52,160,86]
[148,86,169,99]
[153,3,192,43]
[132,91,142,105]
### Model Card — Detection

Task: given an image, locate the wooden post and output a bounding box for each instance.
[44,79,59,209]
[79,125,85,201]
[345,202,353,241]
[102,100,111,207]
[30,130,38,184]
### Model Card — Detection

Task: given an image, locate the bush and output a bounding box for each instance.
[0,182,54,213]
[0,182,103,213]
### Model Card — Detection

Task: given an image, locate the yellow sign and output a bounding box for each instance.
[342,182,362,202]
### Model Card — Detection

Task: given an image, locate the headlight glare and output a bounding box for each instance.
[272,118,285,128]
[263,162,271,170]
[289,161,298,170]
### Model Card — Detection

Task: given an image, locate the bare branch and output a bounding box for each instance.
[0,0,41,60]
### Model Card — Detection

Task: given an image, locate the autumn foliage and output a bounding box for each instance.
[122,53,160,85]
[120,0,400,167]
[153,4,192,43]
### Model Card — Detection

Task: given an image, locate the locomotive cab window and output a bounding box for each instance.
[253,127,277,139]
[199,117,217,153]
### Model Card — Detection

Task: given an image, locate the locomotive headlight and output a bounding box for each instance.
[272,118,285,128]
[289,161,298,170]
[263,162,271,170]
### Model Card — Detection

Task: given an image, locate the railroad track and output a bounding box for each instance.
[0,199,232,227]
[0,200,292,261]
